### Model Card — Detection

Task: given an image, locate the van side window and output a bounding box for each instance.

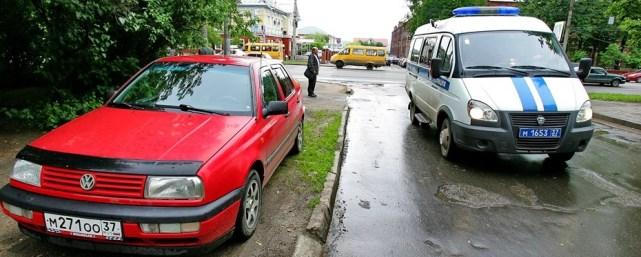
[340,48,350,55]
[420,37,438,66]
[366,49,376,56]
[437,36,454,74]
[410,38,423,63]
[377,50,386,56]
[353,49,365,55]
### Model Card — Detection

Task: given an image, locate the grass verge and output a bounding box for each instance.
[589,93,641,103]
[292,110,342,197]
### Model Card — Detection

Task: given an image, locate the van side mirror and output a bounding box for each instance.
[430,58,443,78]
[576,58,593,80]
[263,101,288,117]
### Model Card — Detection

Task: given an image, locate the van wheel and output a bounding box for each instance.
[439,118,459,160]
[234,170,262,241]
[611,80,620,87]
[409,100,419,126]
[366,64,374,70]
[548,153,575,162]
[336,61,344,69]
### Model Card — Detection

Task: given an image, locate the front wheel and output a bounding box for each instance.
[611,80,620,87]
[409,100,419,126]
[234,170,262,241]
[336,61,344,69]
[366,64,374,70]
[439,118,459,160]
[548,153,575,162]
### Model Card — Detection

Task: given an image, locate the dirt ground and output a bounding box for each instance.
[0,81,348,257]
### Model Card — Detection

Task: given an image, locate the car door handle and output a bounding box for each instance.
[431,85,439,90]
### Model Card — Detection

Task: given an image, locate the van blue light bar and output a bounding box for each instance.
[452,6,520,17]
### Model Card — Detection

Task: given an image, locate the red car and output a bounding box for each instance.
[624,69,641,82]
[0,55,305,255]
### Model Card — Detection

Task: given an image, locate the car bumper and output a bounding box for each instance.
[0,185,241,255]
[450,117,593,154]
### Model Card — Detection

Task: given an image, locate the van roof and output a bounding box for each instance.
[346,45,387,49]
[414,15,551,36]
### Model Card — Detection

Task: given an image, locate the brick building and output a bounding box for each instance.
[390,20,411,58]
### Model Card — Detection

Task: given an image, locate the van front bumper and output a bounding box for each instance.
[450,117,593,154]
[0,185,241,255]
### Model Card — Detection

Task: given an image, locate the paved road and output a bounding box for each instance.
[285,65,406,85]
[323,69,641,256]
[584,81,641,95]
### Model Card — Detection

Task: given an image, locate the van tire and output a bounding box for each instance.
[234,170,262,241]
[439,118,459,160]
[366,64,374,70]
[548,152,575,162]
[409,100,420,126]
[336,61,344,69]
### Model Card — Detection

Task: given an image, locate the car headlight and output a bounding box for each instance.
[468,100,498,122]
[10,159,41,187]
[576,101,592,123]
[145,176,203,200]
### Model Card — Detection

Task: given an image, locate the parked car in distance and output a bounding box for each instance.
[330,46,387,70]
[0,55,305,254]
[582,67,626,87]
[398,57,407,68]
[386,55,399,66]
[624,69,641,82]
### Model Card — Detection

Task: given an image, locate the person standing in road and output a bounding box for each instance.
[305,47,320,97]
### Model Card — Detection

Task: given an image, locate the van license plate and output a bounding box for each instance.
[44,213,122,241]
[518,128,562,138]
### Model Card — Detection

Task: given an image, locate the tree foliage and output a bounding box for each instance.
[0,0,255,128]
[406,0,485,34]
[305,33,329,49]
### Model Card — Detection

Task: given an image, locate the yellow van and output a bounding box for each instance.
[330,46,387,70]
[243,43,284,60]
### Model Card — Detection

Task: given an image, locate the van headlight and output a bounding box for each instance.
[468,100,498,122]
[10,159,41,187]
[145,177,203,200]
[576,101,592,123]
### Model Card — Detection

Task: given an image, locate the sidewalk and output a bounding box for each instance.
[592,100,641,130]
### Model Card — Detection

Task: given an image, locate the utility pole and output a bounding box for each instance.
[291,0,300,59]
[223,16,231,55]
[562,0,575,52]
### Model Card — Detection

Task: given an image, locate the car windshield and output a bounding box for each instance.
[459,31,571,77]
[111,63,253,115]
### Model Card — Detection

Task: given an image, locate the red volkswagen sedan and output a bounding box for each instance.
[0,55,305,255]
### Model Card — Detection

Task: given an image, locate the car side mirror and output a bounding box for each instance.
[263,101,288,117]
[576,58,593,80]
[430,58,443,78]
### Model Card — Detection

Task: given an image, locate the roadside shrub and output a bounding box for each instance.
[1,93,103,130]
[571,50,589,62]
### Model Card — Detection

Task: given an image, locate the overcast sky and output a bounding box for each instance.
[277,0,410,41]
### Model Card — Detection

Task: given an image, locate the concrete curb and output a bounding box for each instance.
[292,106,350,257]
[594,112,641,131]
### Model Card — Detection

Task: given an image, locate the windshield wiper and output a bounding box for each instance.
[510,65,571,77]
[155,104,230,116]
[465,65,529,77]
[109,102,157,110]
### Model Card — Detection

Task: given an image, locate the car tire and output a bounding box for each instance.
[611,80,620,87]
[336,61,344,69]
[439,118,459,160]
[409,100,419,126]
[366,64,374,70]
[548,152,575,162]
[290,121,304,155]
[234,170,262,241]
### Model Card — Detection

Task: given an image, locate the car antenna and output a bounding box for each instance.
[430,19,437,28]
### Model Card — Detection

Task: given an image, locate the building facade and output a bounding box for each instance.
[238,0,294,57]
[390,20,411,58]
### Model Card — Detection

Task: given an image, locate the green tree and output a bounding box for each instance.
[608,0,641,50]
[305,33,329,49]
[599,43,625,68]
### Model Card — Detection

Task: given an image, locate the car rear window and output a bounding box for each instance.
[112,63,253,115]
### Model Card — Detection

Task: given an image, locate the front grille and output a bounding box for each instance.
[41,166,146,198]
[510,113,570,151]
[510,113,569,127]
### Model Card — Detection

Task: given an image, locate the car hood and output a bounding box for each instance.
[29,107,252,161]
[462,77,588,112]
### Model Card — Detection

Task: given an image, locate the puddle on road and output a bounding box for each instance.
[573,168,641,208]
[436,184,510,208]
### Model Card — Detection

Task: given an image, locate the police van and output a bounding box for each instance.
[405,6,594,161]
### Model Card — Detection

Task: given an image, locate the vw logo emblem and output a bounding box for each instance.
[80,174,96,191]
[536,115,546,126]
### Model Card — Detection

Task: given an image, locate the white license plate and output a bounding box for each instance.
[44,213,123,241]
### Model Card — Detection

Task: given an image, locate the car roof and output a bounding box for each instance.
[414,15,551,35]
[156,55,282,67]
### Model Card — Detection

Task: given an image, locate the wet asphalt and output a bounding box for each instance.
[325,83,641,257]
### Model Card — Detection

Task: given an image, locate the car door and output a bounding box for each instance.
[414,36,440,121]
[407,36,424,110]
[271,64,302,144]
[259,68,288,179]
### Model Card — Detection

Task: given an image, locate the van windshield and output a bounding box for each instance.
[459,31,571,77]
